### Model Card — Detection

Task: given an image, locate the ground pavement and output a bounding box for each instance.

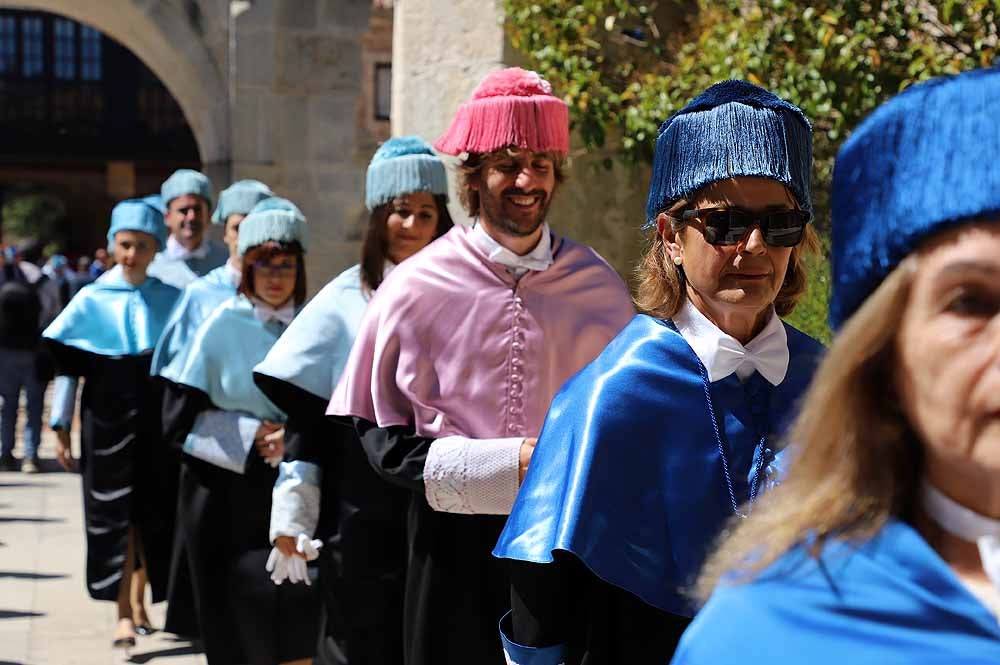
[0,416,203,665]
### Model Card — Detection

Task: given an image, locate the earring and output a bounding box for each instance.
[672,256,683,266]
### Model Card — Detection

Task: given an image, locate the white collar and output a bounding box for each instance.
[471,221,554,277]
[922,480,1000,595]
[166,234,210,260]
[252,298,295,326]
[673,299,789,386]
[226,260,242,287]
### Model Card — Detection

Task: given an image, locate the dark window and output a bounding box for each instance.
[20,16,43,78]
[54,18,76,80]
[80,25,100,80]
[375,62,391,121]
[0,16,15,75]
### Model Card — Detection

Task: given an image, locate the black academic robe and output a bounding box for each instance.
[253,373,409,665]
[43,341,175,602]
[351,418,510,665]
[160,381,319,665]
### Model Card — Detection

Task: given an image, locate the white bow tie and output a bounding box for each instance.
[713,334,789,386]
[253,302,295,327]
[923,481,1000,596]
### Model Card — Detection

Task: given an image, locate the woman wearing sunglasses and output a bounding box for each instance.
[672,68,1000,664]
[494,80,824,665]
[159,210,318,665]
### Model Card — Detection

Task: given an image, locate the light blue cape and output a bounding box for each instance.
[160,295,285,421]
[42,272,179,356]
[151,264,238,376]
[253,264,369,400]
[673,520,1000,663]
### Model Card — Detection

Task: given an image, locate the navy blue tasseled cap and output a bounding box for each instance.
[644,80,813,226]
[830,67,1000,329]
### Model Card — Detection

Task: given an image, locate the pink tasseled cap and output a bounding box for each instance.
[434,67,570,157]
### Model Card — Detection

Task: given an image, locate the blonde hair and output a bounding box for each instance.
[634,199,821,319]
[694,258,921,601]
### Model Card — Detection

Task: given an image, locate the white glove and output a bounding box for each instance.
[264,453,282,468]
[265,533,323,586]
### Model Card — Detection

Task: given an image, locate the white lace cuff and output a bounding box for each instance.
[270,460,322,543]
[423,436,523,515]
[182,410,261,474]
[49,375,79,430]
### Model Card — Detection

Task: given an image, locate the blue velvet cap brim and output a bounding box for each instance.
[365,153,449,210]
[830,67,1000,329]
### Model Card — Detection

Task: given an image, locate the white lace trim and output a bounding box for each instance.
[423,436,523,515]
[270,460,322,543]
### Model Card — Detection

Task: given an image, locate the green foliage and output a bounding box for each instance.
[2,193,67,247]
[505,0,999,340]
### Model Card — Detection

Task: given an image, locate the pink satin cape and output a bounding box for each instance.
[328,225,635,440]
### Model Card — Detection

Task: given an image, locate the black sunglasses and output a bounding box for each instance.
[677,207,809,247]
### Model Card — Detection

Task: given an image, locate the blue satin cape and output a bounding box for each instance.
[494,314,824,616]
[253,264,369,400]
[42,272,179,356]
[672,520,1000,663]
[151,264,237,375]
[160,295,286,422]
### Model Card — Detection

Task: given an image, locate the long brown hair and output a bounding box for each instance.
[694,258,921,601]
[634,199,820,319]
[360,193,453,293]
[239,241,307,306]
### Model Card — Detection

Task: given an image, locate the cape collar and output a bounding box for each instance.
[673,298,789,385]
[470,220,554,277]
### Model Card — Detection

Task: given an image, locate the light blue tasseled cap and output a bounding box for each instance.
[142,194,166,214]
[161,168,215,208]
[830,66,1000,329]
[365,136,449,211]
[237,210,308,256]
[249,196,306,222]
[645,80,813,226]
[107,198,168,249]
[211,179,274,224]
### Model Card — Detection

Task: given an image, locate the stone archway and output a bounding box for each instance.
[0,0,229,173]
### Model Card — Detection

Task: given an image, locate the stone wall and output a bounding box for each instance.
[0,0,387,291]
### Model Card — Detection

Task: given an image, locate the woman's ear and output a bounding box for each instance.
[658,212,683,264]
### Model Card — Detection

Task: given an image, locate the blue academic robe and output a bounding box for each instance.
[42,274,180,602]
[151,264,237,375]
[494,313,823,664]
[672,520,1000,664]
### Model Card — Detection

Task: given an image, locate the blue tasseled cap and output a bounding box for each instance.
[161,168,214,208]
[830,67,1000,329]
[249,196,306,221]
[365,136,449,211]
[107,198,167,249]
[211,180,273,224]
[237,210,308,256]
[645,80,813,226]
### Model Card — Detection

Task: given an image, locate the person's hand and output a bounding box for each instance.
[254,421,284,464]
[274,535,305,559]
[55,429,75,472]
[518,437,537,484]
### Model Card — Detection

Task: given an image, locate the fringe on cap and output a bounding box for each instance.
[249,197,306,222]
[434,67,570,157]
[365,136,449,210]
[211,180,274,224]
[237,210,308,256]
[830,66,1000,329]
[644,80,813,227]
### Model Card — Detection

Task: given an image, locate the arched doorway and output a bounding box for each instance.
[0,8,202,256]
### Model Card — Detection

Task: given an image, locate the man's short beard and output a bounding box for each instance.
[480,190,551,238]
